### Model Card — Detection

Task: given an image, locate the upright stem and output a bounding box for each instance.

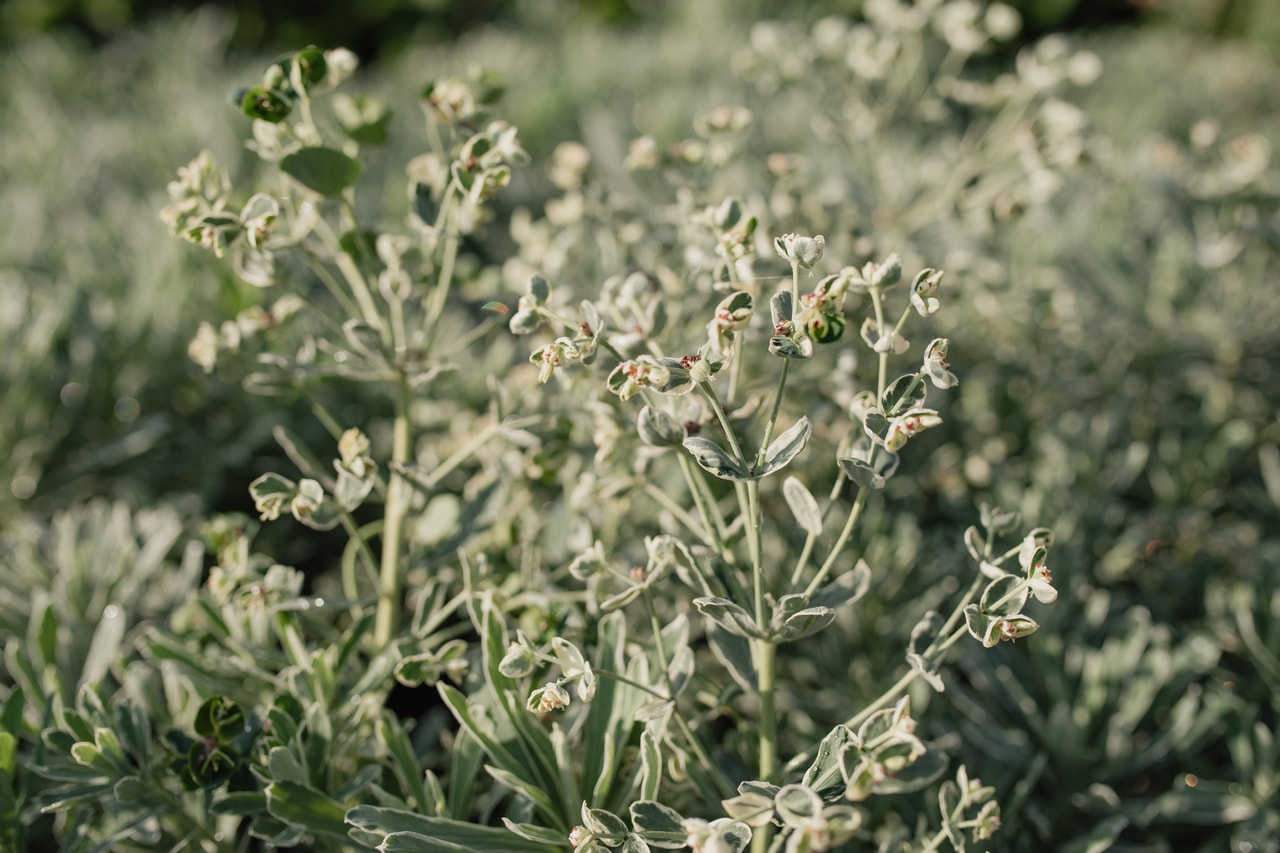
[375,375,412,647]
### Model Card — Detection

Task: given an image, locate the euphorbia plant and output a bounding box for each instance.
[505,206,1060,850]
[29,8,1067,851]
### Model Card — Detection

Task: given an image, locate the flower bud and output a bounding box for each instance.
[921,338,958,388]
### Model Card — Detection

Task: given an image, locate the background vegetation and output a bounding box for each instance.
[1,1,1277,851]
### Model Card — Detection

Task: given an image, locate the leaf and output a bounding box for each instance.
[639,729,662,801]
[637,406,684,448]
[809,560,872,611]
[630,801,686,848]
[774,784,823,827]
[1058,814,1130,853]
[693,597,767,639]
[683,438,751,482]
[881,373,927,417]
[263,778,350,835]
[346,806,555,852]
[80,603,126,690]
[501,820,567,844]
[769,595,836,642]
[770,290,794,325]
[782,476,823,536]
[760,417,811,476]
[979,576,1029,616]
[861,410,890,444]
[804,726,855,799]
[706,625,755,693]
[280,146,363,196]
[837,456,886,490]
[871,748,948,795]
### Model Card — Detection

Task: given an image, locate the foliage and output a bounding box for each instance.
[1,2,1278,853]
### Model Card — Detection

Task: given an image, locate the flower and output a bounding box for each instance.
[973,801,1002,841]
[499,640,537,679]
[527,682,571,713]
[569,826,590,847]
[774,233,825,270]
[910,268,944,316]
[607,356,672,402]
[882,409,943,452]
[530,337,582,383]
[860,317,910,354]
[921,338,958,388]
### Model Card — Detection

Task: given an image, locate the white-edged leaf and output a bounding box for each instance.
[782,476,823,535]
[760,417,811,476]
[683,437,751,481]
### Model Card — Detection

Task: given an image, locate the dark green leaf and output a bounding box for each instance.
[280,147,363,196]
[265,781,349,839]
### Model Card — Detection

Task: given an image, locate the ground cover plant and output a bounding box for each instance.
[2,1,1278,852]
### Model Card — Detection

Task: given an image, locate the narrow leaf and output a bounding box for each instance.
[782,476,823,536]
[760,417,811,476]
[683,437,751,481]
[693,597,767,639]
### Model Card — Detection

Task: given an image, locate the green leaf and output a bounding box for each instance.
[872,748,948,795]
[837,456,887,490]
[280,147,363,196]
[980,576,1029,616]
[774,784,822,828]
[630,800,686,848]
[346,806,556,852]
[639,729,662,802]
[804,726,855,799]
[809,561,872,611]
[1059,814,1130,853]
[241,86,291,122]
[682,438,751,482]
[485,764,559,819]
[80,603,126,690]
[211,791,268,816]
[501,819,567,844]
[760,417,811,476]
[693,597,767,639]
[881,374,926,417]
[265,781,350,840]
[706,624,755,692]
[638,406,685,448]
[378,715,430,815]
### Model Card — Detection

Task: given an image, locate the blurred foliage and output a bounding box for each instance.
[1,1,1278,851]
[2,0,1278,62]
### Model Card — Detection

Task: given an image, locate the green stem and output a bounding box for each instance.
[375,376,412,647]
[870,287,889,400]
[755,638,777,781]
[644,481,716,548]
[423,231,460,354]
[804,487,868,597]
[751,359,791,476]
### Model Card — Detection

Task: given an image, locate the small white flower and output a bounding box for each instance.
[922,338,958,388]
[530,337,582,383]
[910,268,943,316]
[528,682,571,713]
[774,233,825,270]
